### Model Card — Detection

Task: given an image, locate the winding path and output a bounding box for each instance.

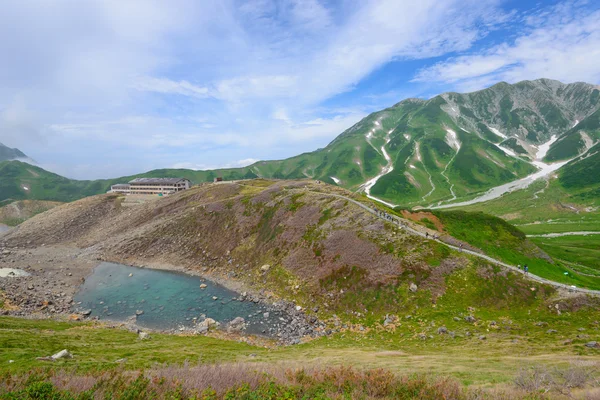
[304,189,600,296]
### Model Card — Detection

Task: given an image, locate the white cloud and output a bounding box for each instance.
[132,77,210,98]
[412,2,600,90]
[171,158,260,171]
[2,0,566,179]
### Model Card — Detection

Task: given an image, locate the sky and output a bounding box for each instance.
[0,0,599,179]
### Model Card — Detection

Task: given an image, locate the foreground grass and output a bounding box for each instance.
[1,316,599,399]
[1,314,599,384]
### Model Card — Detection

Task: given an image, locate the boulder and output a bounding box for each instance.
[409,283,418,292]
[81,309,92,316]
[383,314,398,326]
[197,317,217,333]
[546,329,557,334]
[51,350,73,360]
[228,317,246,333]
[585,341,599,348]
[260,264,271,272]
[138,332,150,340]
[437,326,448,334]
[464,315,476,323]
[199,283,207,289]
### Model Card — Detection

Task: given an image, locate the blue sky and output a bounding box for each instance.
[0,0,599,179]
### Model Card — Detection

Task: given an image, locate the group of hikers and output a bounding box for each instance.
[518,264,529,274]
[375,209,410,229]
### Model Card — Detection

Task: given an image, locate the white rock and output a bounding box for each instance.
[260,264,271,272]
[51,350,73,360]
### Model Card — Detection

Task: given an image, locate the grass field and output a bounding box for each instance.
[1,316,599,386]
[531,235,600,272]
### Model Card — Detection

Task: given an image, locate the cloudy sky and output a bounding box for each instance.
[1,0,599,179]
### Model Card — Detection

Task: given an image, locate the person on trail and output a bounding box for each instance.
[459,243,463,252]
[524,265,529,275]
[425,232,429,238]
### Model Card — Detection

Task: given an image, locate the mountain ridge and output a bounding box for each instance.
[0,142,28,163]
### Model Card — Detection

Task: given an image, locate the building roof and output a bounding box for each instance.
[111,184,130,188]
[129,177,189,185]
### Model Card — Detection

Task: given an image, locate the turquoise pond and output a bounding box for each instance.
[73,262,286,335]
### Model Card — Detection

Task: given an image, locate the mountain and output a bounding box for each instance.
[1,79,599,208]
[0,142,29,162]
[247,78,600,208]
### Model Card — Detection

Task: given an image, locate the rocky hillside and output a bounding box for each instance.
[0,199,62,226]
[4,180,595,323]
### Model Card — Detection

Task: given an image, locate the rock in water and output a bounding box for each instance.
[199,283,207,289]
[51,350,73,360]
[228,317,246,333]
[135,310,144,316]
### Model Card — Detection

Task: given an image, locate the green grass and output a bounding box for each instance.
[518,221,600,235]
[429,210,600,290]
[531,235,600,272]
[0,318,257,373]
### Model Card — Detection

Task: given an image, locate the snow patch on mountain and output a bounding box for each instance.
[495,144,516,157]
[330,176,340,184]
[487,126,507,139]
[445,129,461,151]
[536,135,558,160]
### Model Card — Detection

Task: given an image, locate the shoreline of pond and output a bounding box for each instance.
[0,245,327,345]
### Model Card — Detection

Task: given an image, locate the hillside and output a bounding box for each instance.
[3,179,598,303]
[0,199,62,226]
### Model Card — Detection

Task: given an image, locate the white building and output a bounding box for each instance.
[128,178,191,195]
[109,184,131,194]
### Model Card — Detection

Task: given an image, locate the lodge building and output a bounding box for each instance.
[109,178,191,195]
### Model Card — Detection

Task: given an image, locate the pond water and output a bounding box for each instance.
[74,262,286,335]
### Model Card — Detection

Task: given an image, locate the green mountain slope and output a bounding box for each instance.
[545,108,600,162]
